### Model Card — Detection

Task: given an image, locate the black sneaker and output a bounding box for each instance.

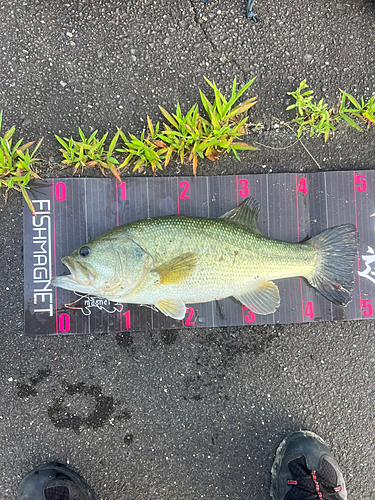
[18,462,98,500]
[270,431,347,500]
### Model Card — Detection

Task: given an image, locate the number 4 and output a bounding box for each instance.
[304,301,314,319]
[298,177,308,195]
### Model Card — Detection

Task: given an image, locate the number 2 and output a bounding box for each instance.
[179,181,190,199]
[185,307,195,325]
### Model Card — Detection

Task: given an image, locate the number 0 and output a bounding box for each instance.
[58,313,70,333]
[55,182,67,201]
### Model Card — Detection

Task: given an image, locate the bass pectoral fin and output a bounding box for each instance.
[234,280,280,315]
[156,299,186,320]
[153,252,197,285]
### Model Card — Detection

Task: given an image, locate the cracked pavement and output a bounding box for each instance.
[1,0,375,499]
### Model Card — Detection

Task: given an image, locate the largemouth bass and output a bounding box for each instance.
[51,198,357,320]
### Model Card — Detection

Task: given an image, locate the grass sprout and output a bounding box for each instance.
[117,117,167,173]
[287,80,375,141]
[338,90,375,130]
[117,77,258,176]
[0,110,42,215]
[55,128,122,181]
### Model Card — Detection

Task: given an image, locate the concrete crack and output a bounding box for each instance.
[188,0,216,53]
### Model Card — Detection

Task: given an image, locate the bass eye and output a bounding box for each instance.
[79,246,90,257]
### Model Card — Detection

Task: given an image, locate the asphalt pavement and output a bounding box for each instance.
[1,0,375,499]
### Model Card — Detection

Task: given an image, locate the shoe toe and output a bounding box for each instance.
[17,462,97,500]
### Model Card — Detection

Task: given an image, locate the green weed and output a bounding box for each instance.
[0,111,42,215]
[117,117,167,174]
[55,128,122,181]
[287,80,375,141]
[338,90,375,130]
[118,77,258,176]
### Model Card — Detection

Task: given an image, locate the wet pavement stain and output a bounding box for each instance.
[17,368,51,398]
[116,409,132,421]
[160,330,178,345]
[150,329,179,347]
[115,331,135,355]
[180,326,281,401]
[124,433,134,446]
[47,381,131,433]
[203,326,280,371]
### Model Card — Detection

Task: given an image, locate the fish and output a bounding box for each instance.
[51,197,357,320]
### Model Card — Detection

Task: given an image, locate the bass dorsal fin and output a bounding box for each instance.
[219,197,261,235]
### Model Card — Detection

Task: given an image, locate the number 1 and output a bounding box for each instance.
[119,182,127,200]
[123,310,131,328]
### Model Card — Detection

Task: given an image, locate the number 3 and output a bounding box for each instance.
[238,179,249,197]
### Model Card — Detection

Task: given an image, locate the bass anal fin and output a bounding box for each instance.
[234,280,280,315]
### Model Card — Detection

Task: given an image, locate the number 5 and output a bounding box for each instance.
[356,174,367,192]
[362,299,373,317]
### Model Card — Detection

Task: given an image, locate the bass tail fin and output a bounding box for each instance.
[305,224,357,306]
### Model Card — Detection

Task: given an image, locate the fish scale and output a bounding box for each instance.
[124,216,317,303]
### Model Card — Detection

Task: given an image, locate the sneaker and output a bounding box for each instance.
[270,430,347,500]
[18,462,98,500]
